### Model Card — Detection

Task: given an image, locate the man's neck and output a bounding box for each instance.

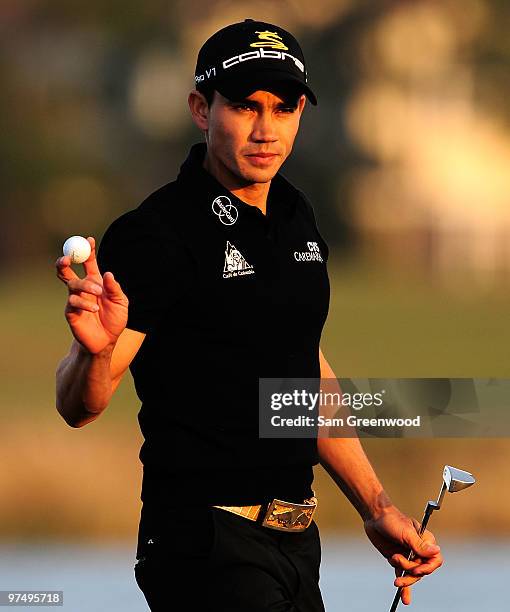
[202,151,270,215]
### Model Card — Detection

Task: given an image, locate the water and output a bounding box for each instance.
[320,536,508,611]
[0,537,506,611]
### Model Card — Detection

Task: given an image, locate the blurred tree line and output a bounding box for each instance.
[2,0,510,280]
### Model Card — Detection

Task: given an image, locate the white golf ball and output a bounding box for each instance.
[63,235,91,264]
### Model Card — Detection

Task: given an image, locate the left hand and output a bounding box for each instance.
[364,506,443,606]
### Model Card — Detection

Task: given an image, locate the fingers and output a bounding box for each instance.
[390,528,444,594]
[65,278,102,314]
[64,275,103,319]
[55,255,79,285]
[407,527,443,576]
[409,551,443,577]
[394,573,421,588]
[388,553,422,572]
[66,277,103,296]
[393,569,413,604]
[67,294,99,313]
[82,236,102,278]
[401,585,412,606]
[57,245,125,307]
[393,564,420,587]
[390,550,443,585]
[102,271,127,302]
[405,523,441,560]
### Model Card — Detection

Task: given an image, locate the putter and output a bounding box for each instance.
[388,465,476,612]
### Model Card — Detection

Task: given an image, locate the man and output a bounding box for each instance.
[55,19,442,611]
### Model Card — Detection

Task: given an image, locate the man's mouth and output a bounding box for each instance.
[245,152,279,166]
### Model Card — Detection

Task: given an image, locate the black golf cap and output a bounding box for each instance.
[194,18,317,105]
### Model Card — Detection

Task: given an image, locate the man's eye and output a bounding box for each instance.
[278,107,296,114]
[233,104,253,111]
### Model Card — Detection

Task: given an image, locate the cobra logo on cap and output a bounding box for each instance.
[249,31,288,51]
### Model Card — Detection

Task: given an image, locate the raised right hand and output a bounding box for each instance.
[55,236,129,355]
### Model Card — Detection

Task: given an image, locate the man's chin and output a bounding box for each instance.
[239,163,281,185]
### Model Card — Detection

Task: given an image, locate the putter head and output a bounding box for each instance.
[443,465,476,493]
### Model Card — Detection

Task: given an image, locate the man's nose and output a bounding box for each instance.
[251,111,277,142]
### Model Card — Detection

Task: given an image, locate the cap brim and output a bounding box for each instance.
[215,71,317,106]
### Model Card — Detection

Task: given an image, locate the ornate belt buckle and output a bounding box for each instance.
[261,496,317,532]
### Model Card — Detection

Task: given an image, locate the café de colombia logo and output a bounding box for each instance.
[211,195,238,225]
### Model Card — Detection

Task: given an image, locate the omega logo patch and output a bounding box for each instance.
[212,195,238,225]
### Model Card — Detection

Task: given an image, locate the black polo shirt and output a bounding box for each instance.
[97,142,330,507]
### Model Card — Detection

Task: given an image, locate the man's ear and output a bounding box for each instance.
[188,90,210,131]
[298,94,306,114]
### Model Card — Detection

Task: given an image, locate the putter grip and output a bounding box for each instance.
[388,503,435,612]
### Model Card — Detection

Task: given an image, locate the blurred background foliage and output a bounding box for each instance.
[1,0,510,541]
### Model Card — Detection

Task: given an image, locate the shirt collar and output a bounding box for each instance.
[176,142,299,225]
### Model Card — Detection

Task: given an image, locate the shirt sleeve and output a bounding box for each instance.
[96,208,195,334]
[299,192,330,264]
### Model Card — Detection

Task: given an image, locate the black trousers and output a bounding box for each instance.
[134,505,325,611]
